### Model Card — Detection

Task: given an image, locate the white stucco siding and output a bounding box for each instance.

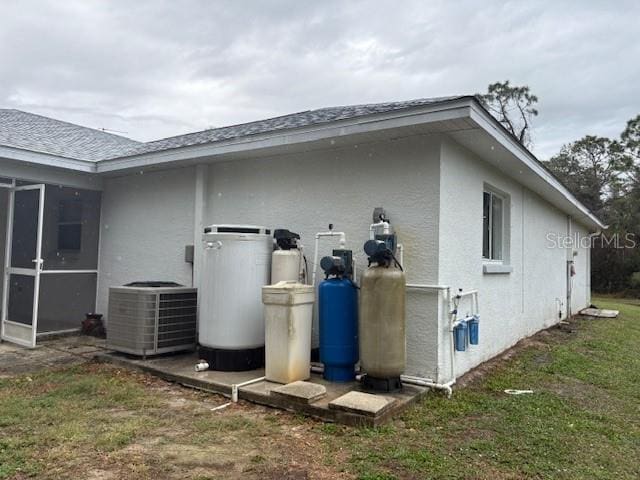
[570,221,591,312]
[96,167,196,317]
[437,138,592,378]
[204,135,442,378]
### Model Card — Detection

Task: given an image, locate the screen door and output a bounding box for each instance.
[1,184,45,348]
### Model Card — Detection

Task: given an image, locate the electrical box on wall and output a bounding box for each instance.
[185,245,194,263]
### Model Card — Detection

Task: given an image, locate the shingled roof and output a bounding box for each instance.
[1,97,466,162]
[0,109,141,162]
[105,96,465,160]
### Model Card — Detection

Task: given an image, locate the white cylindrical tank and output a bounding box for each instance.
[262,281,314,384]
[271,249,301,284]
[199,225,272,371]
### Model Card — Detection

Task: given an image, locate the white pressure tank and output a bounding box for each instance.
[199,225,272,371]
[271,249,301,284]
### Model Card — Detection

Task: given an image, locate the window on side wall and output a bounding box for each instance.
[483,189,505,261]
[57,199,83,251]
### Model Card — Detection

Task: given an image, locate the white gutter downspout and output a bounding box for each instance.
[586,229,602,307]
[566,215,572,318]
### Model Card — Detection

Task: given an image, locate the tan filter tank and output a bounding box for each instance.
[359,240,406,392]
[271,249,301,284]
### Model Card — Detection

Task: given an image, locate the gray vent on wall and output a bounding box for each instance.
[107,285,197,356]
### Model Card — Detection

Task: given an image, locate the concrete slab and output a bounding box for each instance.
[0,335,108,378]
[579,308,619,318]
[271,381,327,404]
[96,350,429,426]
[329,391,396,417]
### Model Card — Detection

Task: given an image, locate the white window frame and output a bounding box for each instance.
[483,188,506,262]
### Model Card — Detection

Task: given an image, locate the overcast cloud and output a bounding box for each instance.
[1,0,638,159]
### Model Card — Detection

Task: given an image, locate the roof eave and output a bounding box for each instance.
[466,100,606,230]
[95,97,475,173]
[0,145,97,173]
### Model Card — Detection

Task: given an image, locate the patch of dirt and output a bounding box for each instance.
[85,366,354,479]
[86,469,119,480]
[546,376,621,415]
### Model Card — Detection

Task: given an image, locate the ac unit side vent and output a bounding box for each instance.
[107,287,197,356]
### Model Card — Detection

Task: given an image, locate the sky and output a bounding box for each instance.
[1,0,638,159]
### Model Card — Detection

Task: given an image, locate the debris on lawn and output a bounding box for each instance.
[194,360,210,372]
[504,389,534,395]
[210,402,231,412]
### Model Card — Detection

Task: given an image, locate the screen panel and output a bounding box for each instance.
[10,189,40,269]
[37,273,97,333]
[8,274,35,325]
[41,186,101,271]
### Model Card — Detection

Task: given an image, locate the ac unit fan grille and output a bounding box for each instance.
[107,288,197,355]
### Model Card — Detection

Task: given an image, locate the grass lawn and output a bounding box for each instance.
[1,296,639,479]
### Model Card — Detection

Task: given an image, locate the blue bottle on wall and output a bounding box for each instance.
[453,320,468,352]
[468,315,480,345]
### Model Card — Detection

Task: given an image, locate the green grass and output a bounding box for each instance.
[1,297,638,479]
[319,297,640,479]
[0,364,162,478]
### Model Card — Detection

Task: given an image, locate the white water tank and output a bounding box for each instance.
[199,225,272,371]
[271,249,301,284]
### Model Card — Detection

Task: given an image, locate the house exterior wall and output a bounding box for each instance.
[436,138,592,378]
[96,167,196,315]
[204,135,442,378]
[91,132,593,382]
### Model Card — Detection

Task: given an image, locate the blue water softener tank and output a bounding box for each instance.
[319,255,358,382]
[468,315,480,345]
[453,319,468,352]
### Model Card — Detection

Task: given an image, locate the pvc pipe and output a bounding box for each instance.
[454,289,479,298]
[231,376,265,403]
[401,375,455,398]
[210,402,231,412]
[311,231,346,286]
[397,243,404,271]
[298,244,306,283]
[406,283,450,290]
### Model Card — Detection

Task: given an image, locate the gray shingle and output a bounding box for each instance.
[0,109,141,162]
[110,96,465,160]
[1,96,466,162]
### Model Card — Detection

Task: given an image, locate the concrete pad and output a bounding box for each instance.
[97,350,428,426]
[329,391,396,417]
[580,308,619,318]
[270,381,327,404]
